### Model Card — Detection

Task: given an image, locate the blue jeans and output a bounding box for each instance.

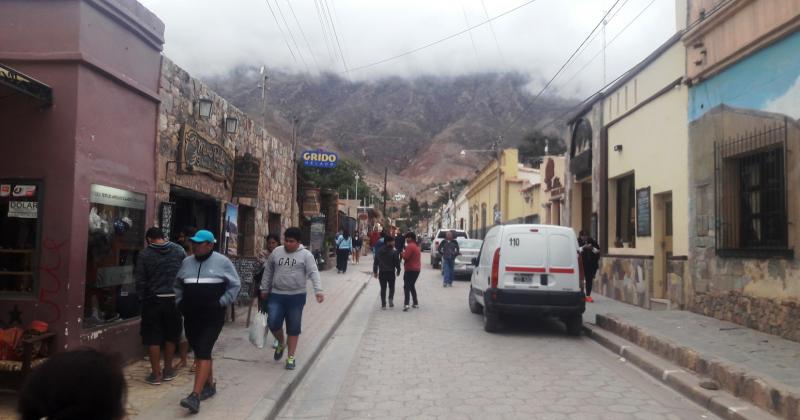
[267,293,306,336]
[442,258,455,285]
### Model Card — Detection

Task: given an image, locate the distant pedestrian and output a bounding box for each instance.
[438,230,460,287]
[352,232,363,265]
[134,227,186,385]
[175,230,241,414]
[18,349,127,420]
[395,230,406,255]
[578,230,600,303]
[369,228,380,254]
[373,236,401,309]
[260,227,325,371]
[401,232,421,311]
[336,231,352,273]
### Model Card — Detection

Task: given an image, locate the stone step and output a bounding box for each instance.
[649,297,672,311]
[593,313,800,419]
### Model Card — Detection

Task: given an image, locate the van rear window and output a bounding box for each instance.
[504,233,545,266]
[437,231,467,239]
[549,234,575,268]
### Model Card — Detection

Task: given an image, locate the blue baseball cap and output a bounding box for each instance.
[189,229,217,244]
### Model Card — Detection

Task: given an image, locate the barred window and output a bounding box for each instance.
[714,121,790,257]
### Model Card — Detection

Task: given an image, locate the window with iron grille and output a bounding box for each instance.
[714,121,791,258]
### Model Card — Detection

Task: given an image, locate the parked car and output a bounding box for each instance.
[454,238,482,278]
[430,228,468,268]
[419,236,432,251]
[468,224,585,335]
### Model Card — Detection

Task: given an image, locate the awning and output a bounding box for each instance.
[0,63,52,106]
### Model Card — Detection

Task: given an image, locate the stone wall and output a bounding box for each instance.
[155,57,295,252]
[688,105,800,343]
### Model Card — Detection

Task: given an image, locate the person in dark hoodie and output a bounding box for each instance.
[373,236,401,309]
[135,227,186,386]
[174,230,241,414]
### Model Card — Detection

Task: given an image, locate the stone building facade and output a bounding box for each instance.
[155,57,296,295]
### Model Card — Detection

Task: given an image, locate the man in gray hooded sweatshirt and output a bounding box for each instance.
[260,227,324,370]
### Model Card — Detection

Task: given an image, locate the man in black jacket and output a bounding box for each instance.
[135,227,186,385]
[373,236,401,309]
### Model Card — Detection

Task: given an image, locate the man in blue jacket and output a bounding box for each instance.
[174,230,241,414]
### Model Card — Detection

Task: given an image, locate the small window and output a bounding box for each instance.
[615,174,636,246]
[84,185,146,329]
[0,181,42,295]
[715,122,789,256]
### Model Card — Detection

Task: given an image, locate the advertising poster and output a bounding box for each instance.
[224,203,239,256]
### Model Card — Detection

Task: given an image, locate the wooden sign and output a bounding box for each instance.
[179,125,234,181]
[636,187,651,237]
[233,153,261,198]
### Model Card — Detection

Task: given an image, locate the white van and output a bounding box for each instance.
[468,224,585,335]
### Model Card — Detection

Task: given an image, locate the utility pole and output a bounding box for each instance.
[602,12,608,87]
[383,167,388,223]
[291,117,299,226]
[494,136,503,225]
[355,173,359,205]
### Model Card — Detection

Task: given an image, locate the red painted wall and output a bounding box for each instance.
[0,0,163,359]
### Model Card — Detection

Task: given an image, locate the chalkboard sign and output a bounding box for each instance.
[636,187,651,237]
[159,202,175,240]
[310,216,325,253]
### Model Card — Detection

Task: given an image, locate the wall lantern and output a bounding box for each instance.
[523,189,532,203]
[198,97,213,118]
[613,144,623,152]
[225,116,239,134]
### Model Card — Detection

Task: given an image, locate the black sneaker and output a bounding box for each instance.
[389,300,394,308]
[412,304,419,309]
[274,343,285,361]
[145,372,162,385]
[162,368,177,382]
[180,392,200,414]
[199,382,216,401]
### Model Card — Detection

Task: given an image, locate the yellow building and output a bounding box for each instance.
[520,155,567,225]
[466,149,539,238]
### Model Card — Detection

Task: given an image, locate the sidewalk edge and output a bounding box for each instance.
[583,324,780,420]
[595,314,800,419]
[246,274,370,420]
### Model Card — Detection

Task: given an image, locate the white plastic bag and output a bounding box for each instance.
[249,310,268,349]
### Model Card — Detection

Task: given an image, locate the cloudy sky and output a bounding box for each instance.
[139,0,678,98]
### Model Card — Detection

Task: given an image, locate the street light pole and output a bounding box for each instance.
[355,173,360,205]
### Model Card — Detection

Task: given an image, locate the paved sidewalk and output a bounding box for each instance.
[584,295,800,418]
[125,261,371,419]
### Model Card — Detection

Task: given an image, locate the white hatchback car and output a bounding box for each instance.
[468,224,585,334]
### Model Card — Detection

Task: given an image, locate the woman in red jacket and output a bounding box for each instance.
[401,232,422,311]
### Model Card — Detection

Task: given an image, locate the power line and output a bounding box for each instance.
[538,0,733,131]
[346,0,542,74]
[500,0,623,138]
[312,0,335,62]
[459,0,481,65]
[265,0,299,64]
[322,0,349,74]
[480,0,508,67]
[286,0,321,70]
[556,0,656,95]
[273,0,310,73]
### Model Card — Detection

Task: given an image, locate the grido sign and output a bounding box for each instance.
[302,150,338,168]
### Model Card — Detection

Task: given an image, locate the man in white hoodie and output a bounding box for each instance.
[260,227,324,370]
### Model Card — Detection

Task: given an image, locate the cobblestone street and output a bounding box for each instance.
[280,259,719,420]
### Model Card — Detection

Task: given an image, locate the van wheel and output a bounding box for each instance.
[468,287,482,314]
[483,309,501,333]
[565,313,583,336]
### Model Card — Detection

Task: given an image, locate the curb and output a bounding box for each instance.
[246,273,371,420]
[595,314,800,420]
[583,324,779,420]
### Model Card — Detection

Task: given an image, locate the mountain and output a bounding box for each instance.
[205,67,574,193]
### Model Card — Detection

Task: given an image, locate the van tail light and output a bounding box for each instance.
[490,248,501,288]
